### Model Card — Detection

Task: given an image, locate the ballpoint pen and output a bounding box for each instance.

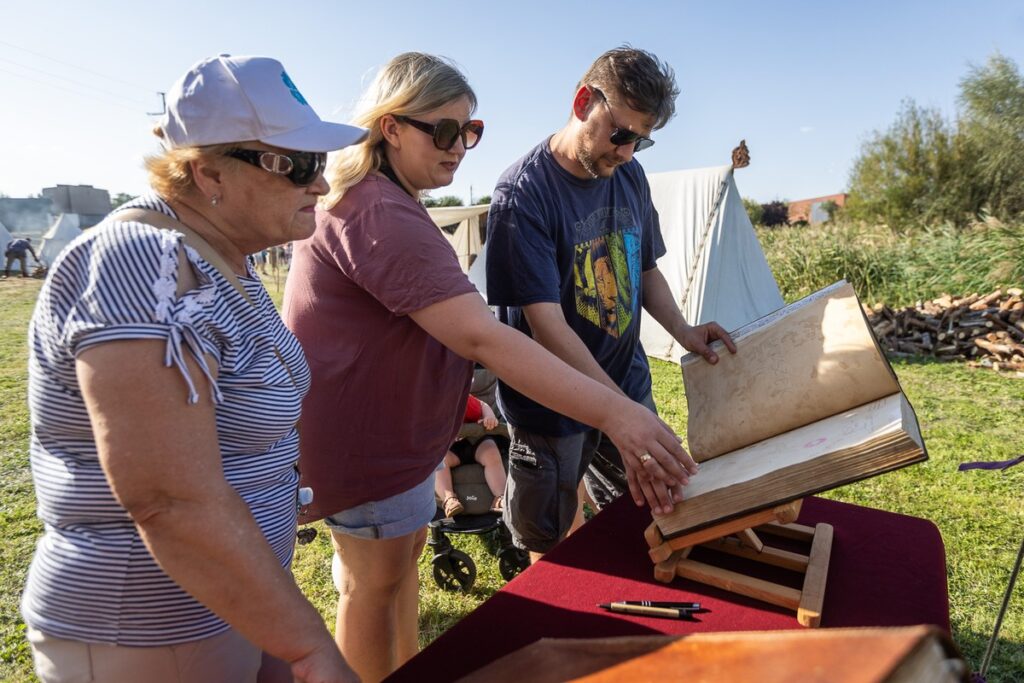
[598,603,696,620]
[618,600,702,610]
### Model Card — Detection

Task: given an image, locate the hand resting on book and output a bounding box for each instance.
[676,321,737,365]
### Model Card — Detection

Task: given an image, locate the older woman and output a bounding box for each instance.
[284,52,696,682]
[21,55,363,683]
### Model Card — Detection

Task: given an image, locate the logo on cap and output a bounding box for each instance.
[281,71,308,106]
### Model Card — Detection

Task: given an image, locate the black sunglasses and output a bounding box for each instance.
[224,149,327,186]
[592,88,655,153]
[393,115,484,151]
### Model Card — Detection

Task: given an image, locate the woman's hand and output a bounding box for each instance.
[290,642,361,683]
[600,398,697,515]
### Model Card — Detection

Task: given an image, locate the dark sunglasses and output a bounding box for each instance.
[393,115,484,151]
[592,88,655,153]
[224,149,327,186]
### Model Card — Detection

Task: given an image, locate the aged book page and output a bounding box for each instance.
[654,393,924,537]
[682,281,901,461]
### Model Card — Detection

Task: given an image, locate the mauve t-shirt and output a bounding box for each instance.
[283,174,477,520]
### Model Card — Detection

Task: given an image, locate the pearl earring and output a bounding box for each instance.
[211,195,220,207]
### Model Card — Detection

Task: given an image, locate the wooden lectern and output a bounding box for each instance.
[644,499,833,627]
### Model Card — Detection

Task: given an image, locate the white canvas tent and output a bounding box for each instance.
[38,213,82,267]
[640,164,783,363]
[427,205,488,272]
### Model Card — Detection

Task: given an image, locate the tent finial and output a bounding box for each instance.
[731,140,750,169]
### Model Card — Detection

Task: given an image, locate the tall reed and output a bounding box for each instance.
[757,220,1024,306]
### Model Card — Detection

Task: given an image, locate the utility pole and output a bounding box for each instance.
[469,185,474,205]
[147,92,166,117]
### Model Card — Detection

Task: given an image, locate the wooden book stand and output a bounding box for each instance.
[644,500,833,627]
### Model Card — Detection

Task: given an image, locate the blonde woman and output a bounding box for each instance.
[284,52,696,682]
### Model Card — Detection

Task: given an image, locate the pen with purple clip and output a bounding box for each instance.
[620,600,702,610]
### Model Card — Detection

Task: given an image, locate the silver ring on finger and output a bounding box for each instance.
[639,453,652,464]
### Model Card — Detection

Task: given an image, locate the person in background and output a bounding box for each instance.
[20,54,365,683]
[434,392,506,517]
[254,248,269,274]
[485,46,737,564]
[285,51,694,683]
[4,236,38,277]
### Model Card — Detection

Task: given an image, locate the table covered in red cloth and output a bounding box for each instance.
[388,496,949,682]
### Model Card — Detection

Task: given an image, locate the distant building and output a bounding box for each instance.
[0,197,56,237]
[42,185,111,228]
[787,193,847,225]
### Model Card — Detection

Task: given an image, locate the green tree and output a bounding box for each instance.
[475,195,491,205]
[845,100,980,229]
[819,200,841,222]
[110,192,135,209]
[422,195,464,208]
[742,197,763,226]
[959,52,1024,221]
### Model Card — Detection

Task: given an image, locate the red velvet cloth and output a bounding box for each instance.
[389,496,949,682]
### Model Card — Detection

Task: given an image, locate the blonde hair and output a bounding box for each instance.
[322,52,476,209]
[145,127,235,201]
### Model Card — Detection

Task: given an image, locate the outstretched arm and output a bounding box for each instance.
[410,293,697,514]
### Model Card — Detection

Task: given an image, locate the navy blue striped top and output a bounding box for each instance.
[21,194,311,646]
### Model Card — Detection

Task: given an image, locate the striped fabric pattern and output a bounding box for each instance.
[21,194,311,646]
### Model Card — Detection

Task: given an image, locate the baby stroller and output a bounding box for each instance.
[428,370,530,592]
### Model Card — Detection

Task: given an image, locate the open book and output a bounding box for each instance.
[654,280,927,539]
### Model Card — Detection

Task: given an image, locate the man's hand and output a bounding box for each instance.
[479,401,499,430]
[678,322,737,365]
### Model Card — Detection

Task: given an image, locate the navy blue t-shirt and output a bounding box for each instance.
[486,139,666,436]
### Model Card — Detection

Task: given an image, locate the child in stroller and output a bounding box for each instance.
[427,367,529,591]
[434,393,505,518]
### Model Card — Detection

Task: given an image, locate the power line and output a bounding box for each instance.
[0,56,151,107]
[0,38,154,93]
[0,66,143,113]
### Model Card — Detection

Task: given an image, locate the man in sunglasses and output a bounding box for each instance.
[486,46,736,562]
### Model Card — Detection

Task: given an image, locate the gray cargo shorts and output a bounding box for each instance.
[503,425,601,553]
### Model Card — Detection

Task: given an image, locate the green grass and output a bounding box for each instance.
[2,277,1022,681]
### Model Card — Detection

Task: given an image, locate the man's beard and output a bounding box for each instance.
[576,130,600,179]
[575,124,620,179]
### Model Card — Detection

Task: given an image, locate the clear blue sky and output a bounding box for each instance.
[2,1,1022,204]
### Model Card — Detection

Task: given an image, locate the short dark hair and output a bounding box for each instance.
[578,46,679,129]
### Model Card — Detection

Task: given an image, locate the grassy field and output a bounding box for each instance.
[2,276,1022,681]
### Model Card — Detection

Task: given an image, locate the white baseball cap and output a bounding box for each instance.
[159,54,368,152]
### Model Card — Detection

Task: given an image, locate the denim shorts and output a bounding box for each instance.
[324,469,437,540]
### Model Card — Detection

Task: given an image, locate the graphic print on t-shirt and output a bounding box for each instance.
[573,208,642,338]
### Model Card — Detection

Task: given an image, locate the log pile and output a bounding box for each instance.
[863,288,1024,375]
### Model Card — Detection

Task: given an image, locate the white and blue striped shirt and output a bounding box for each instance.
[21,194,311,646]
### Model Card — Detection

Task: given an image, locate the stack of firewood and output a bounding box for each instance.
[862,288,1024,374]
